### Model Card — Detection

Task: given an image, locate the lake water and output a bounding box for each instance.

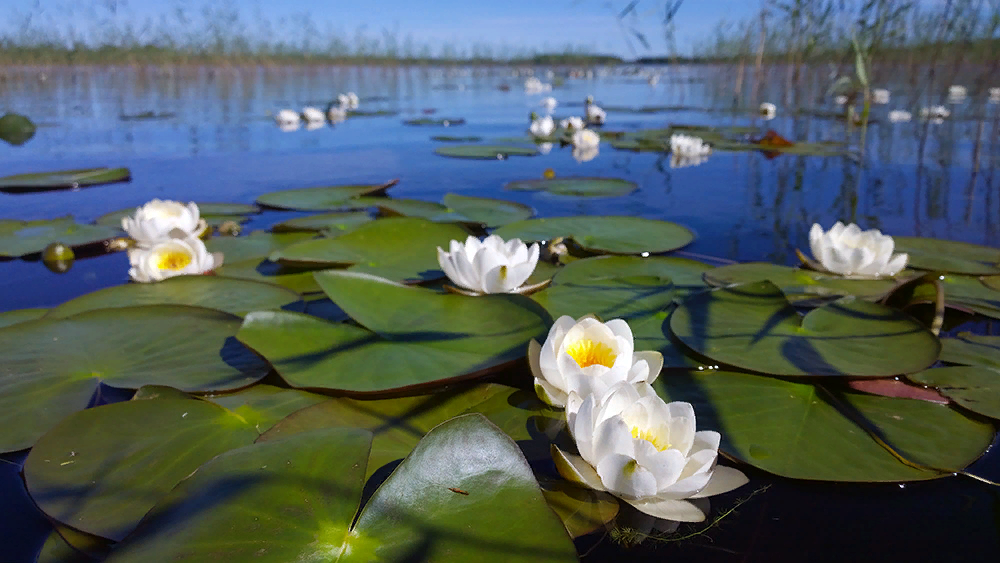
[1,64,999,562]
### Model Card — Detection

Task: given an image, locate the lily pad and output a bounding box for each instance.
[255,180,398,211]
[656,371,995,482]
[494,216,695,255]
[431,135,483,142]
[24,395,261,541]
[0,112,37,146]
[435,144,540,159]
[0,217,121,257]
[37,525,110,563]
[202,384,330,433]
[269,210,373,233]
[347,109,400,117]
[214,258,326,294]
[940,332,1000,368]
[0,305,270,452]
[404,117,466,126]
[893,237,1000,275]
[95,203,258,228]
[0,307,47,328]
[204,231,315,264]
[703,262,896,304]
[670,281,940,376]
[376,194,534,227]
[505,177,638,197]
[908,366,1000,419]
[108,415,578,562]
[0,167,131,193]
[47,276,300,318]
[270,217,470,282]
[237,271,549,393]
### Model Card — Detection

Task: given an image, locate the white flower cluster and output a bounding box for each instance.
[122,200,222,283]
[524,77,553,94]
[529,315,748,523]
[669,134,711,169]
[808,221,908,278]
[274,92,358,131]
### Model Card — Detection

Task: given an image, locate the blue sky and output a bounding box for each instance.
[4,0,765,57]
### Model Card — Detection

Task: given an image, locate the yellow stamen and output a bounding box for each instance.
[565,339,616,369]
[156,250,193,271]
[631,426,670,451]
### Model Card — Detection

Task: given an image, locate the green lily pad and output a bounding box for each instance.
[903,274,1000,319]
[908,366,1000,419]
[0,307,47,328]
[494,216,695,255]
[893,237,1000,275]
[435,144,540,159]
[108,415,578,563]
[214,258,326,294]
[119,111,177,121]
[0,305,270,452]
[431,135,483,142]
[0,217,121,257]
[46,276,300,318]
[255,180,397,211]
[703,262,896,304]
[982,275,1000,292]
[670,281,941,376]
[237,271,549,393]
[24,395,261,541]
[0,112,37,146]
[404,117,466,126]
[713,138,850,157]
[376,194,534,227]
[531,257,676,321]
[204,231,315,264]
[657,371,994,482]
[505,177,638,197]
[0,167,131,193]
[202,384,330,433]
[269,210,373,233]
[37,525,110,563]
[941,332,1000,368]
[346,109,399,117]
[259,383,556,479]
[270,217,470,282]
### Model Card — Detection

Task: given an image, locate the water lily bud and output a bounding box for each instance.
[217,220,242,236]
[42,242,74,262]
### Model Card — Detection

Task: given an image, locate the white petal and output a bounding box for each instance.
[633,350,663,384]
[533,378,566,408]
[689,466,749,499]
[596,454,658,499]
[626,497,708,522]
[884,253,908,276]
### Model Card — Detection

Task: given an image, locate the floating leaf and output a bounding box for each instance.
[404,117,466,126]
[269,210,373,233]
[431,135,483,142]
[255,179,398,211]
[435,144,540,159]
[913,274,1000,319]
[202,384,330,433]
[376,194,534,227]
[908,367,1000,419]
[0,305,270,452]
[204,231,315,264]
[656,371,994,481]
[893,237,1000,275]
[36,525,110,563]
[505,177,638,197]
[119,111,176,121]
[95,202,258,228]
[108,416,578,563]
[941,332,1000,369]
[214,258,326,294]
[0,167,130,193]
[0,307,47,328]
[704,262,896,304]
[46,276,300,318]
[494,216,694,255]
[237,271,549,393]
[0,217,121,257]
[24,396,260,541]
[670,281,940,376]
[347,109,399,117]
[0,112,37,146]
[270,217,470,282]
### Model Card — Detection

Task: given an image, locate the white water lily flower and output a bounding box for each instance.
[872,88,890,104]
[337,92,360,109]
[670,134,711,158]
[128,235,222,283]
[572,129,600,150]
[809,221,908,278]
[528,315,663,408]
[538,142,553,155]
[122,199,208,247]
[525,77,552,94]
[988,87,1000,103]
[948,85,967,103]
[328,105,348,122]
[834,94,848,106]
[529,114,555,137]
[301,106,325,123]
[540,96,558,112]
[585,96,606,125]
[572,145,599,163]
[888,110,911,123]
[436,235,540,295]
[920,105,949,124]
[759,102,776,120]
[560,116,585,130]
[553,381,748,522]
[274,109,300,126]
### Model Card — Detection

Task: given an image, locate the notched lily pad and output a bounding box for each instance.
[0,167,130,193]
[269,210,373,233]
[255,179,398,211]
[494,216,694,255]
[893,237,1000,275]
[404,117,466,126]
[908,366,1000,419]
[0,217,121,257]
[505,177,638,197]
[704,262,896,304]
[940,332,1000,369]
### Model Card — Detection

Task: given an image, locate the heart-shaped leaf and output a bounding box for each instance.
[494,216,694,255]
